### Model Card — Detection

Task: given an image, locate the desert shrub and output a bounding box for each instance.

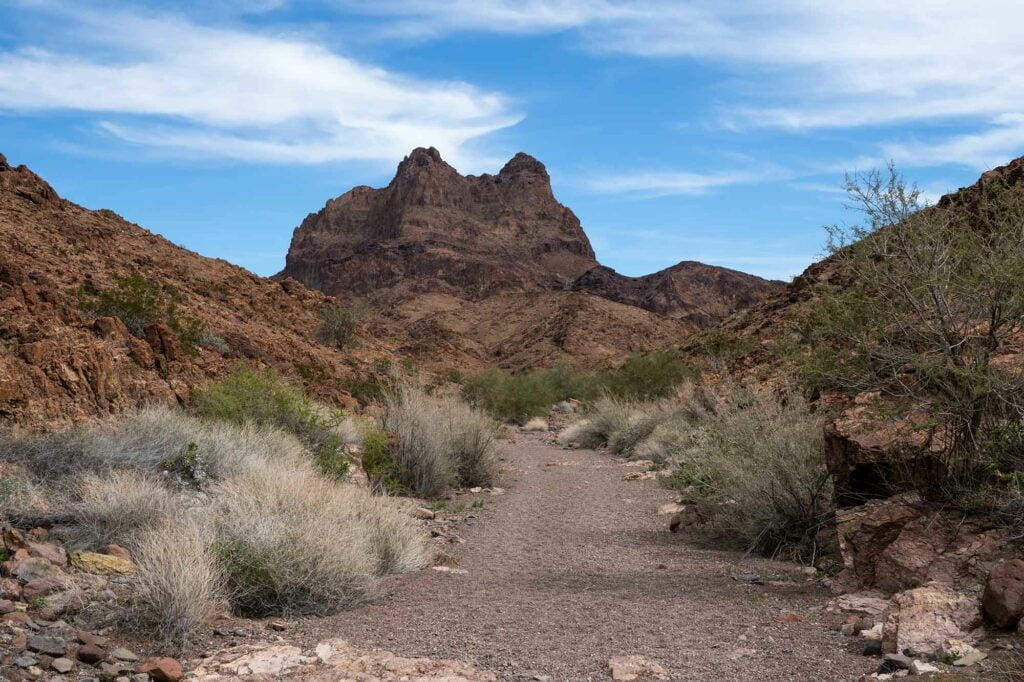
[358,420,403,494]
[691,328,757,371]
[664,387,832,561]
[383,381,498,496]
[193,366,352,478]
[557,398,637,449]
[607,408,673,457]
[79,274,205,353]
[132,515,223,647]
[464,355,696,423]
[808,166,1024,458]
[76,470,178,549]
[315,302,366,349]
[212,460,381,616]
[597,350,698,401]
[522,417,549,432]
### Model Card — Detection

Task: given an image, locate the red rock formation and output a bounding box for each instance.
[0,154,389,431]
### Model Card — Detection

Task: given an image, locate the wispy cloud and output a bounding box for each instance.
[346,1,1024,165]
[0,3,520,168]
[584,167,767,196]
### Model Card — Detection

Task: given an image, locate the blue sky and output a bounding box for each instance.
[2,1,1023,281]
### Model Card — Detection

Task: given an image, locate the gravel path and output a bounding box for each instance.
[292,432,876,680]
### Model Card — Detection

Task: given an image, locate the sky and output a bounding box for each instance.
[2,1,1023,282]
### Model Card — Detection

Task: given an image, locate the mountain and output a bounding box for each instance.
[572,261,783,327]
[0,153,386,430]
[280,147,598,300]
[278,147,783,367]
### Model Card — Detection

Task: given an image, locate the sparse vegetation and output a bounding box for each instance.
[464,352,697,423]
[0,405,428,642]
[561,382,832,561]
[78,274,206,353]
[315,301,366,349]
[383,380,498,497]
[193,366,357,478]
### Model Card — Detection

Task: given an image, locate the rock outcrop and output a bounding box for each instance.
[0,154,388,431]
[278,148,782,368]
[280,148,598,300]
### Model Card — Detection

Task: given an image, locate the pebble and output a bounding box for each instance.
[878,653,913,673]
[15,654,38,668]
[111,647,140,661]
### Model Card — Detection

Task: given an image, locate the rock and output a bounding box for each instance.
[70,551,135,576]
[51,657,74,673]
[0,598,13,614]
[982,558,1024,628]
[863,640,883,656]
[657,502,685,515]
[623,471,656,481]
[412,507,435,520]
[22,577,67,600]
[607,655,668,681]
[882,583,981,656]
[668,506,704,532]
[951,649,987,666]
[27,634,66,656]
[77,643,106,664]
[77,630,108,647]
[909,660,939,674]
[267,620,287,631]
[13,557,61,583]
[135,656,183,682]
[106,545,132,562]
[776,611,803,623]
[878,654,913,673]
[25,540,67,567]
[0,576,23,599]
[14,654,37,668]
[111,647,139,662]
[830,593,891,617]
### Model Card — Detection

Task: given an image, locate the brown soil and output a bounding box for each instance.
[283,432,876,681]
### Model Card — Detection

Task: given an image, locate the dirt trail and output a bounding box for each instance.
[295,432,875,681]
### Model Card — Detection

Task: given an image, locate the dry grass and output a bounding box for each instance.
[0,405,429,640]
[522,417,549,432]
[76,470,178,549]
[556,398,636,449]
[132,515,224,648]
[383,381,498,497]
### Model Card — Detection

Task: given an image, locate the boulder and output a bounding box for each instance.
[982,559,1024,628]
[607,655,669,681]
[882,583,981,656]
[12,557,61,583]
[136,656,184,682]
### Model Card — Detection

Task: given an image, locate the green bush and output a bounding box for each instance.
[79,274,205,353]
[464,355,697,423]
[315,302,365,349]
[359,421,403,494]
[193,366,351,478]
[598,350,697,401]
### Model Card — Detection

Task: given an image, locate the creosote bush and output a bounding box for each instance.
[383,380,498,497]
[78,274,205,354]
[315,301,366,349]
[193,366,357,478]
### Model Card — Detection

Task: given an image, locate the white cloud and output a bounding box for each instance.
[0,3,520,167]
[584,168,766,196]
[348,1,1024,137]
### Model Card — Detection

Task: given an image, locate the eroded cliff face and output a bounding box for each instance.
[280,147,782,316]
[280,147,598,300]
[0,154,383,431]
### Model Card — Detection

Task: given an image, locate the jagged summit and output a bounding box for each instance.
[278,147,783,351]
[279,148,597,298]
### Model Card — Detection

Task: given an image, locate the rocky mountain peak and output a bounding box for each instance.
[498,152,549,180]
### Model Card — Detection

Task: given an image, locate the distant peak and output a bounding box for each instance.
[0,153,8,171]
[499,152,548,178]
[394,146,453,180]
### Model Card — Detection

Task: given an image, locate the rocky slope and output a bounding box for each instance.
[278,148,783,363]
[0,153,385,431]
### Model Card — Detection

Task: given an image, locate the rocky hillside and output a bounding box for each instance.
[573,261,782,327]
[279,148,783,328]
[0,153,385,431]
